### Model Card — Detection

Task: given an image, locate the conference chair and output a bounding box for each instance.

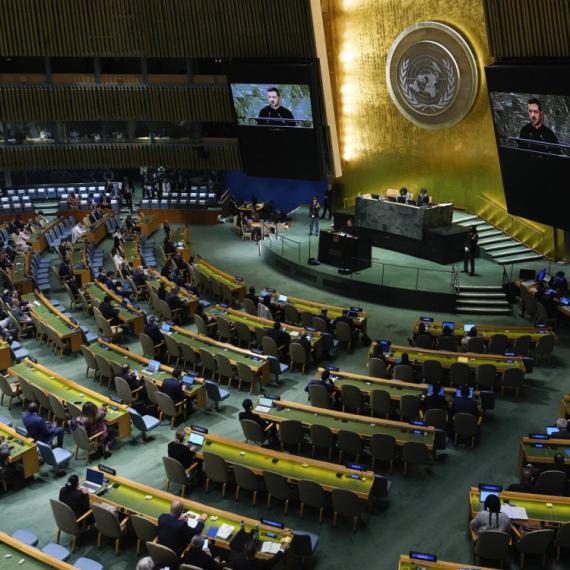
[453,413,481,449]
[465,336,486,354]
[216,316,235,343]
[49,498,92,553]
[243,298,257,316]
[370,433,396,472]
[236,361,258,394]
[94,354,114,389]
[421,360,442,385]
[535,470,568,496]
[370,389,391,419]
[203,451,231,497]
[335,321,353,352]
[0,374,21,409]
[198,348,219,381]
[163,334,183,366]
[234,463,261,505]
[308,384,331,409]
[235,321,256,349]
[181,343,201,371]
[556,522,570,561]
[144,378,161,407]
[204,380,230,411]
[480,391,496,416]
[340,384,365,415]
[423,409,447,430]
[139,333,163,360]
[402,441,429,478]
[279,419,304,454]
[162,456,197,497]
[254,327,267,348]
[37,441,73,477]
[264,470,296,514]
[300,311,315,328]
[94,310,123,342]
[18,377,38,408]
[91,502,130,555]
[240,419,271,446]
[473,530,511,568]
[289,343,308,374]
[146,543,179,570]
[516,529,555,568]
[536,303,558,329]
[283,303,301,325]
[475,363,497,391]
[513,334,533,356]
[220,282,238,307]
[368,358,387,378]
[210,279,222,303]
[71,424,104,464]
[399,394,421,420]
[268,355,288,384]
[449,362,471,387]
[310,424,335,461]
[332,489,362,532]
[115,377,141,406]
[437,336,457,352]
[66,401,83,420]
[80,346,99,380]
[413,335,433,349]
[500,367,524,397]
[338,430,363,463]
[158,300,182,325]
[155,391,186,428]
[261,336,281,359]
[131,515,158,556]
[534,334,555,363]
[216,352,238,388]
[392,365,414,383]
[298,479,326,522]
[127,407,160,442]
[487,333,508,355]
[48,394,70,430]
[311,317,329,334]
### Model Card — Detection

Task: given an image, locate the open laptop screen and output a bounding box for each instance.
[148,359,160,371]
[188,433,205,446]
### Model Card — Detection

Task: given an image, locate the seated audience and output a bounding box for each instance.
[23,402,64,448]
[157,500,207,557]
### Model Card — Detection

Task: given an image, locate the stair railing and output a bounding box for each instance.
[451,264,460,294]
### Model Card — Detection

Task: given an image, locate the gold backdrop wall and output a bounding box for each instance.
[323,0,559,259]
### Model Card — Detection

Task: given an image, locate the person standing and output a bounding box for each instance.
[321,183,333,220]
[309,196,320,236]
[463,225,479,276]
[122,176,133,213]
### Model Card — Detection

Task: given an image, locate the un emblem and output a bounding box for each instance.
[387,22,478,130]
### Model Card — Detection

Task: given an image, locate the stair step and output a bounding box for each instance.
[479,236,512,246]
[456,307,512,314]
[491,248,529,259]
[483,242,522,252]
[459,285,504,291]
[457,214,480,223]
[458,292,506,298]
[458,220,490,228]
[498,254,544,265]
[476,225,497,233]
[457,299,509,306]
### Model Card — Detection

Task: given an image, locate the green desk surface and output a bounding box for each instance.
[84,283,141,322]
[379,345,525,371]
[137,214,158,226]
[147,276,198,302]
[28,220,56,242]
[13,254,29,284]
[260,403,434,446]
[10,362,126,422]
[195,260,242,289]
[0,424,35,458]
[71,247,86,268]
[90,214,113,231]
[207,309,320,348]
[91,476,286,547]
[522,442,570,462]
[89,343,202,398]
[23,294,82,336]
[413,320,556,341]
[323,372,428,399]
[399,560,489,570]
[124,238,139,262]
[0,540,52,570]
[192,436,373,496]
[171,227,189,245]
[170,330,267,371]
[470,492,570,523]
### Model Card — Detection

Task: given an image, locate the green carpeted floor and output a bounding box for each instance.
[1,212,569,570]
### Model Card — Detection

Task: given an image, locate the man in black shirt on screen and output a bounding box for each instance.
[518,98,561,154]
[257,87,296,127]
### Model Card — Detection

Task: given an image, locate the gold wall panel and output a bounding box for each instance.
[0,0,315,58]
[324,0,557,258]
[0,86,233,123]
[0,144,241,172]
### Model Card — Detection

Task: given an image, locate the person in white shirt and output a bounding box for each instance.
[112,247,125,268]
[71,222,86,244]
[16,229,31,251]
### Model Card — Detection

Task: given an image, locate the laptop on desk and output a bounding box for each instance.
[277,294,288,304]
[79,468,104,494]
[188,432,205,452]
[161,323,172,335]
[141,359,160,375]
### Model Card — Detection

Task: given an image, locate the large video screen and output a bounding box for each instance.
[486,64,570,230]
[230,84,314,128]
[227,63,327,181]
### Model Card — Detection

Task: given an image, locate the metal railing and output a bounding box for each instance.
[260,230,301,263]
[476,195,544,253]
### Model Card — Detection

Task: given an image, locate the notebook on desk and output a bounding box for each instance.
[141,359,160,375]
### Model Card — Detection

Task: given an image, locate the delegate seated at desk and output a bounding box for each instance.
[183,534,224,570]
[305,369,334,400]
[168,430,197,470]
[264,321,291,348]
[507,468,538,494]
[231,539,290,570]
[157,500,207,557]
[118,363,146,399]
[339,219,356,236]
[449,385,479,418]
[99,295,122,327]
[162,368,188,407]
[23,402,65,448]
[59,474,91,517]
[145,316,163,347]
[239,398,269,430]
[417,188,430,205]
[470,494,511,537]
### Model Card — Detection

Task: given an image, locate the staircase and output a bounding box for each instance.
[455,284,511,315]
[455,214,544,266]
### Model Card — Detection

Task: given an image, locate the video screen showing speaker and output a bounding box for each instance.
[486,64,570,230]
[227,62,326,181]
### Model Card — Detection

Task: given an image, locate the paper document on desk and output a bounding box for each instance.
[261,542,281,554]
[187,518,199,528]
[458,357,468,363]
[217,524,235,539]
[501,505,528,519]
[255,405,271,413]
[290,332,299,337]
[521,281,536,287]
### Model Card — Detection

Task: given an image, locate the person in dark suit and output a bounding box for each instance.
[246,286,259,308]
[449,384,479,419]
[67,275,81,299]
[166,287,187,314]
[161,368,186,405]
[164,238,176,257]
[118,363,146,398]
[94,207,103,221]
[157,500,207,557]
[157,281,168,300]
[313,308,333,333]
[548,453,570,479]
[163,220,172,240]
[551,418,570,439]
[417,187,430,205]
[99,295,122,327]
[125,215,140,233]
[422,382,449,412]
[59,259,72,279]
[231,539,290,570]
[133,266,148,288]
[304,369,335,401]
[144,316,163,347]
[182,534,224,570]
[507,468,538,494]
[168,429,197,470]
[335,311,355,331]
[96,267,107,282]
[59,475,91,517]
[104,271,130,298]
[321,183,333,220]
[23,402,64,447]
[58,239,72,260]
[173,252,186,273]
[238,399,268,430]
[88,208,98,225]
[265,321,291,349]
[294,330,313,359]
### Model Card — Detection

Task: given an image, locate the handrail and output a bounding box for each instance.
[262,233,301,264]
